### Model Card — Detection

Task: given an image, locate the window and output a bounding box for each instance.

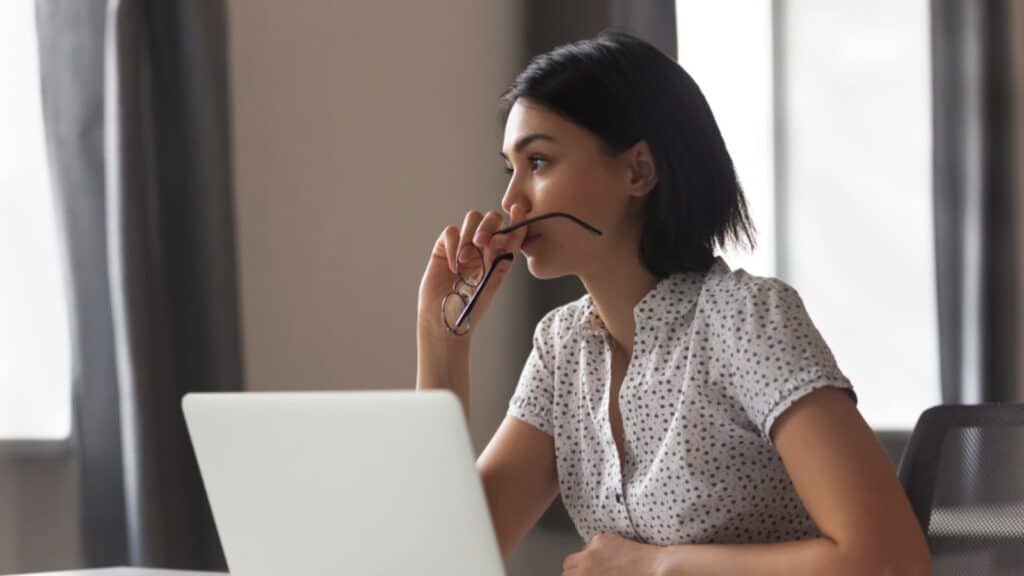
[0,1,73,440]
[676,0,776,278]
[677,0,941,428]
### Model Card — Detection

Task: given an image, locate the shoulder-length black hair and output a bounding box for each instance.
[499,29,755,277]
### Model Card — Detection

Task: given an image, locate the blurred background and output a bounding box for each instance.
[0,0,1022,574]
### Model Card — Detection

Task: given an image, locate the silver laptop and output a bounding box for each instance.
[182,390,506,576]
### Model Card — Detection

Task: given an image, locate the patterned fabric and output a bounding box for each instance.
[507,256,856,545]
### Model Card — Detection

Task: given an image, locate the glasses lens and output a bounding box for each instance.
[456,244,485,287]
[442,291,471,335]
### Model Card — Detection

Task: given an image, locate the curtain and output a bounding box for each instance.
[35,0,127,566]
[609,0,677,57]
[36,0,243,569]
[932,0,1024,405]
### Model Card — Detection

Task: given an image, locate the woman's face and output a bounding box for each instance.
[501,99,650,280]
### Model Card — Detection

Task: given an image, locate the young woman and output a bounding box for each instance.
[416,30,931,576]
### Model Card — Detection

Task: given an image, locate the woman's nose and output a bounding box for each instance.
[501,186,529,217]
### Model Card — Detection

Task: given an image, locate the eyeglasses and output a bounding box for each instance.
[442,212,602,336]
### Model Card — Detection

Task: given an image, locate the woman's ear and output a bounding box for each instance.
[624,140,658,197]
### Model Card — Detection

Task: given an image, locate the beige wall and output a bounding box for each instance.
[228,0,532,451]
[0,451,82,574]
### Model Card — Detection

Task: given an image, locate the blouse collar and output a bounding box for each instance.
[580,256,729,336]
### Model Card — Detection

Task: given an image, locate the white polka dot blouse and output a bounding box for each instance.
[507,256,857,546]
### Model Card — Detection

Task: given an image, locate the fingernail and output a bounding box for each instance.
[459,249,471,263]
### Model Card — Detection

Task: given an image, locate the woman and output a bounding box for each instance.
[416,30,930,575]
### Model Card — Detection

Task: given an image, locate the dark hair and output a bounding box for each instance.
[499,30,755,277]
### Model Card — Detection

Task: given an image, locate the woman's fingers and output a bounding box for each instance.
[440,205,526,278]
[425,206,527,335]
[471,205,527,308]
[441,225,460,274]
[506,203,529,249]
[473,210,505,249]
[459,210,484,251]
[455,210,485,267]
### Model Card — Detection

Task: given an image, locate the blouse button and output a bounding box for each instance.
[615,493,623,504]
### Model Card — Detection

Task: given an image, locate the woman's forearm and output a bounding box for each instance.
[653,535,926,576]
[416,324,472,424]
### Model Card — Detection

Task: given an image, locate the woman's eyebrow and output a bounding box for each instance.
[500,132,556,160]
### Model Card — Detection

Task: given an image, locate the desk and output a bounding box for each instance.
[7,565,224,569]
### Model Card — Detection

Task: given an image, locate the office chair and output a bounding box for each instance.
[897,403,1024,575]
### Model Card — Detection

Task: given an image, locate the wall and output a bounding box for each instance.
[0,449,82,573]
[228,0,531,449]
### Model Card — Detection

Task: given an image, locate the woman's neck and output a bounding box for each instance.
[579,244,660,358]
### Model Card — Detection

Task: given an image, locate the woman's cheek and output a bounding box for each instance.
[535,171,576,210]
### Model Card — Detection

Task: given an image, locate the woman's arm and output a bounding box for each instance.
[652,387,932,576]
[477,416,560,560]
[416,322,472,422]
[418,327,559,560]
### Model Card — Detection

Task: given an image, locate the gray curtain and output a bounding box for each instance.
[36,0,243,569]
[931,0,1024,405]
[36,0,127,566]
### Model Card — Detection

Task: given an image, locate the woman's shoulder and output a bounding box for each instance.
[532,293,592,345]
[703,258,804,312]
[701,259,820,352]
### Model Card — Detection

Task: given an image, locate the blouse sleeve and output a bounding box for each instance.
[506,309,558,436]
[728,277,857,442]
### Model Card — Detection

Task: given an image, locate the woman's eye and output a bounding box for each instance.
[503,156,549,176]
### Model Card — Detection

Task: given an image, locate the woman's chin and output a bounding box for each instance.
[524,256,547,279]
[525,257,567,280]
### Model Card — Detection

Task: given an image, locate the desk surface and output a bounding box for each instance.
[9,565,224,569]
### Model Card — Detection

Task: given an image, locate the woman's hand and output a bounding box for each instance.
[562,533,664,576]
[417,203,528,341]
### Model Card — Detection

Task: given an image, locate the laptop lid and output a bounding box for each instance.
[183,390,505,576]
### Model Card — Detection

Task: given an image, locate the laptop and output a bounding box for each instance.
[182,389,506,576]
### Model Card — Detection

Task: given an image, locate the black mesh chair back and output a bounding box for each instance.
[897,403,1024,575]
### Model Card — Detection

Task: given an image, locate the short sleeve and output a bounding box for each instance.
[506,310,558,437]
[728,278,857,442]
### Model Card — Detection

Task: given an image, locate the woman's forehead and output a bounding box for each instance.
[502,100,584,154]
